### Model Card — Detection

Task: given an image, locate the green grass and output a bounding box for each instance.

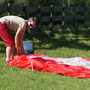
[0,29,90,90]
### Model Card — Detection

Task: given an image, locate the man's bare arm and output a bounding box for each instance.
[15,27,25,55]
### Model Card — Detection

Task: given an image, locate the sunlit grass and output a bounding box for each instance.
[0,30,90,90]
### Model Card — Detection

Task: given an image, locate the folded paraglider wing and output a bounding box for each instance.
[7,54,90,78]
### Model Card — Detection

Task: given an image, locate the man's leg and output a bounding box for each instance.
[6,46,15,61]
[0,23,15,62]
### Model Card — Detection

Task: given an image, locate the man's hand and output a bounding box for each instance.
[16,49,20,55]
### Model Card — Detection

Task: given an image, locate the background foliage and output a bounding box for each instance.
[0,0,90,6]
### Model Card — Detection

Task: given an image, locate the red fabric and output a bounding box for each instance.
[7,54,90,78]
[0,22,15,47]
[82,57,90,61]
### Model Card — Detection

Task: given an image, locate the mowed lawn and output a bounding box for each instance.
[0,29,90,90]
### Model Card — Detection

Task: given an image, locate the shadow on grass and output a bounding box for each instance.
[0,41,5,53]
[24,28,90,51]
[0,28,89,53]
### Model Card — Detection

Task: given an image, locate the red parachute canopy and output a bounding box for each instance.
[7,54,90,78]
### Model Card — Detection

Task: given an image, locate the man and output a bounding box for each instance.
[0,15,37,62]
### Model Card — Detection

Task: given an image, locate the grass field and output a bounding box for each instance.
[0,29,90,90]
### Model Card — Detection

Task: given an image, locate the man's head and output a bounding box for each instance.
[27,17,37,29]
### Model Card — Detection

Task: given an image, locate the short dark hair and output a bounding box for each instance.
[28,17,37,25]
